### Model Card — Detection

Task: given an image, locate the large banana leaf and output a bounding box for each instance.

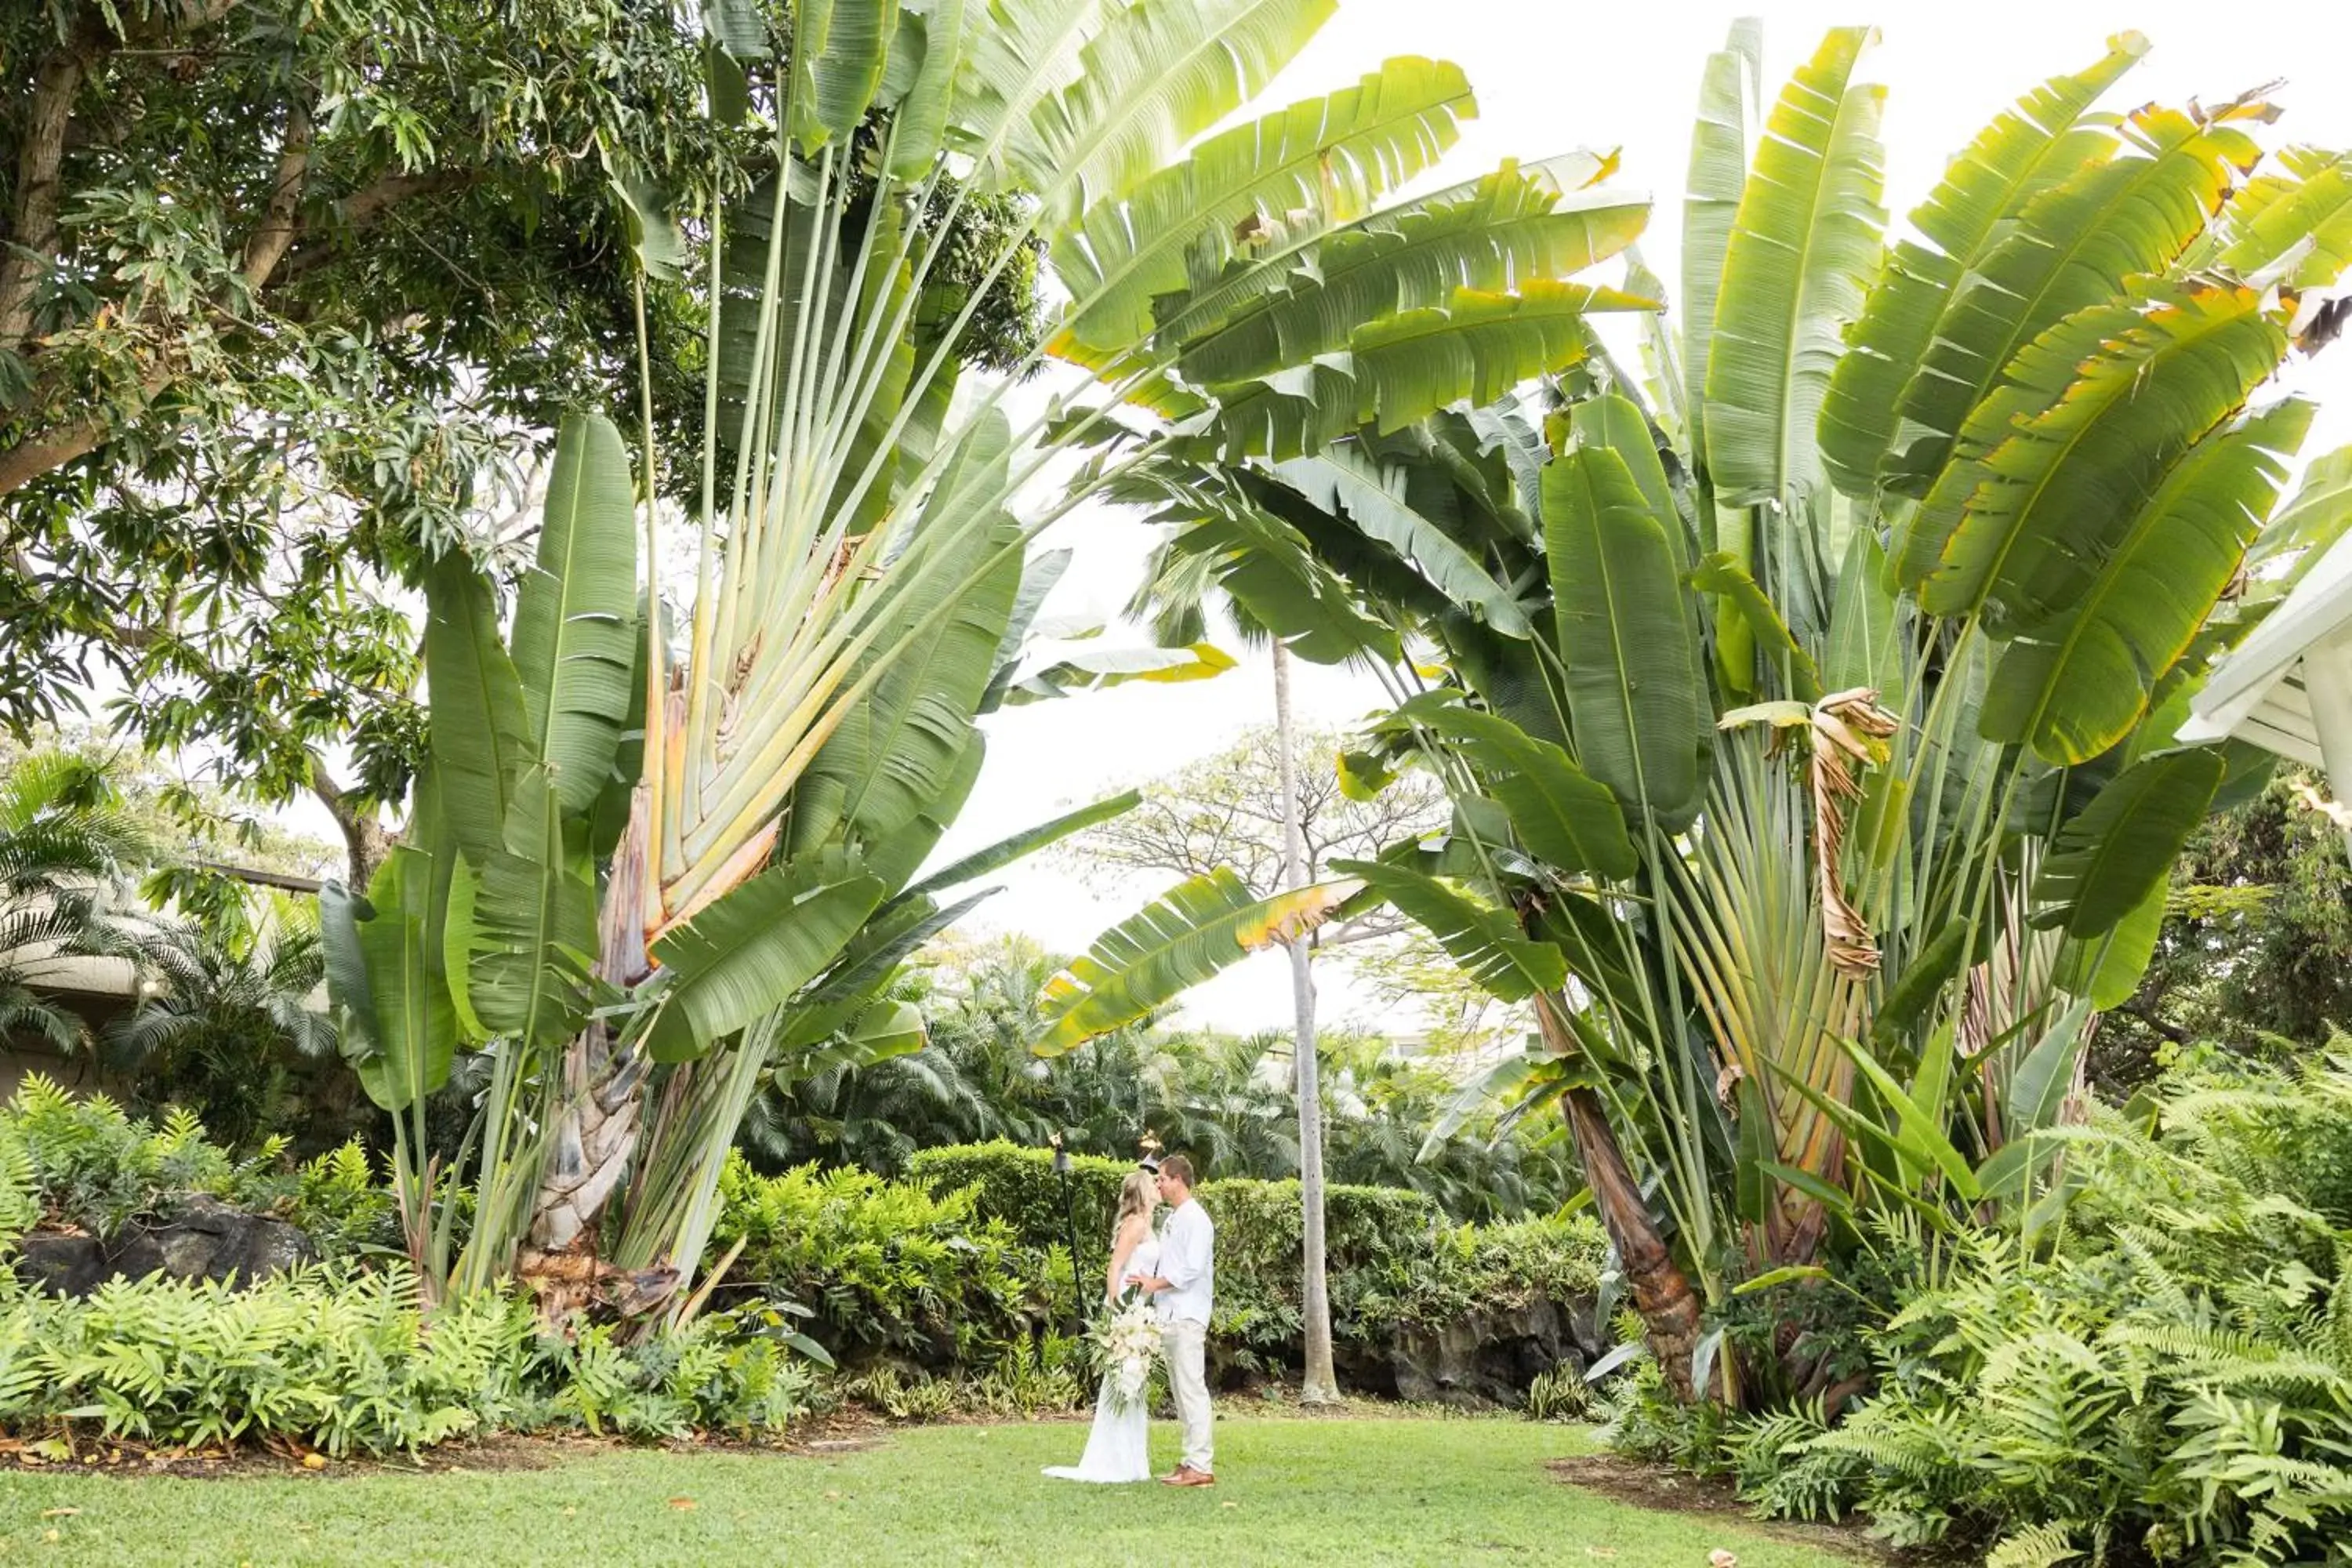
[2248,441,2352,589]
[1543,443,1706,829]
[1167,162,1647,386]
[786,515,1026,854]
[2031,748,2225,938]
[646,852,889,1061]
[1381,698,1635,879]
[1700,26,1886,508]
[318,880,378,1062]
[1918,285,2288,623]
[1030,867,1359,1055]
[1056,55,1474,351]
[1882,103,2265,506]
[1817,34,2147,497]
[1204,281,1651,461]
[788,0,903,151]
[1174,502,1403,665]
[448,768,598,1051]
[1334,858,1566,1000]
[1008,0,1332,216]
[1276,444,1528,636]
[421,555,532,866]
[352,845,457,1112]
[1679,18,1761,485]
[2053,878,2165,1009]
[2216,147,2352,289]
[882,0,964,177]
[1980,397,2313,762]
[509,415,641,814]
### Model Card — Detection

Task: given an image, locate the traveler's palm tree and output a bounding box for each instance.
[321,0,1671,1313]
[1066,25,2352,1399]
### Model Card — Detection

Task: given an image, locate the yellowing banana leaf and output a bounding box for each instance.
[1031,868,1359,1055]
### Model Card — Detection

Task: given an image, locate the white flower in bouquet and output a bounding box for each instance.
[1094,1300,1163,1411]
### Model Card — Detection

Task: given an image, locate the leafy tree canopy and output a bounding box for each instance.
[0,0,1040,871]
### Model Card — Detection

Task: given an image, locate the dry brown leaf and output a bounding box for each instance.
[667,1496,697,1512]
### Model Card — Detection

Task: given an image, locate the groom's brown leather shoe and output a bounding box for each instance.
[1163,1467,1215,1487]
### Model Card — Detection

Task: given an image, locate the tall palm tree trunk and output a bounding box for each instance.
[1536,1001,1703,1401]
[1273,642,1341,1403]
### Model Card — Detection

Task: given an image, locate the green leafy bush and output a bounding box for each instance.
[1713,1047,2352,1566]
[711,1154,1042,1367]
[905,1140,1132,1251]
[0,1265,816,1455]
[0,1265,532,1454]
[0,1075,391,1255]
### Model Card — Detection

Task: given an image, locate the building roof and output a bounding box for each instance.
[2180,535,2352,768]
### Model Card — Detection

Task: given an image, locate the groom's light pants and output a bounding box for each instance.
[1163,1319,1213,1474]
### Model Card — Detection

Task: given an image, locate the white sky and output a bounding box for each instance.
[924,2,2352,1032]
[258,5,2352,1036]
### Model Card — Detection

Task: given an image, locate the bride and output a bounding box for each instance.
[1043,1170,1159,1483]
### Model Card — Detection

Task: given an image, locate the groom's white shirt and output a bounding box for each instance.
[1155,1197,1214,1325]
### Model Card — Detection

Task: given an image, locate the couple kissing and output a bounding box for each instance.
[1041,1154,1215,1487]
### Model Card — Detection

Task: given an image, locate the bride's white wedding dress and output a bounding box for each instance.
[1042,1236,1158,1483]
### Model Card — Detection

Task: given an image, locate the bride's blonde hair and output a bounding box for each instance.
[1112,1169,1156,1240]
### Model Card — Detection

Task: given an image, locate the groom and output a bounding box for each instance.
[1126,1153,1214,1487]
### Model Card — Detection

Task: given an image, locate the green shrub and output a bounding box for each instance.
[541,1313,817,1440]
[905,1140,1131,1252]
[1715,1047,2352,1566]
[1525,1363,1594,1422]
[0,1265,534,1454]
[0,1075,392,1258]
[712,1153,1044,1367]
[0,1265,817,1456]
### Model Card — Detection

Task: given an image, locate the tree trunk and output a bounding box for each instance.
[1537,1003,1704,1402]
[1273,642,1340,1403]
[517,785,658,1320]
[308,760,394,889]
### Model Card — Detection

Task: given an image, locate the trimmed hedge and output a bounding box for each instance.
[903,1139,1446,1261]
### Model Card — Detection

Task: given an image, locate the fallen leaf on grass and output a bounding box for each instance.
[666,1497,697,1512]
[1709,1554,1738,1568]
[39,1510,79,1519]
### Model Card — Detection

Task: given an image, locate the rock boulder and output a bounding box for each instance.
[13,1195,318,1298]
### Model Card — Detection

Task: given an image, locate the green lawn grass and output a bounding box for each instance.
[0,1417,1860,1566]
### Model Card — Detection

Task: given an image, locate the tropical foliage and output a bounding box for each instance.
[99,904,339,1149]
[320,0,1622,1317]
[743,934,1579,1220]
[1619,1044,2352,1567]
[1069,23,2352,1403]
[0,753,150,1056]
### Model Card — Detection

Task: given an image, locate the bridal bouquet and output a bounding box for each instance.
[1092,1300,1162,1411]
